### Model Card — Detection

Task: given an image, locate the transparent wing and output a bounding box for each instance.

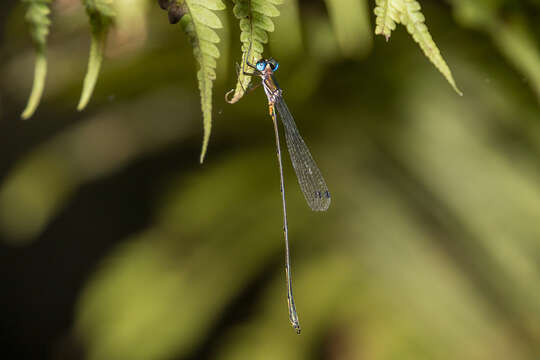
[275,97,331,211]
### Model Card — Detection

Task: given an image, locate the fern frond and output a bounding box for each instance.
[78,0,116,111]
[225,0,282,104]
[373,0,462,95]
[373,0,400,41]
[401,0,462,95]
[21,0,52,120]
[180,0,225,163]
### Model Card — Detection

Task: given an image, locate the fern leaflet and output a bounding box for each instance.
[374,0,462,95]
[180,0,225,163]
[78,0,116,111]
[21,0,52,120]
[225,0,282,104]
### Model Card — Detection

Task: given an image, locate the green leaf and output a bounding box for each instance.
[181,0,226,163]
[21,51,48,120]
[21,0,52,120]
[225,0,282,104]
[491,18,540,102]
[453,0,540,102]
[324,0,372,58]
[374,0,462,95]
[374,0,400,41]
[78,0,116,111]
[268,0,302,61]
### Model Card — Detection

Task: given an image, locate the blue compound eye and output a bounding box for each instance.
[256,60,266,71]
[269,59,279,71]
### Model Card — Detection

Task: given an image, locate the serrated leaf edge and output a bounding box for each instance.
[181,0,224,163]
[225,0,279,104]
[374,0,462,95]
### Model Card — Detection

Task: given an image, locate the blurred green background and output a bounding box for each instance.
[1,0,540,359]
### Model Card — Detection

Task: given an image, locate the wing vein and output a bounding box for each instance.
[275,97,330,211]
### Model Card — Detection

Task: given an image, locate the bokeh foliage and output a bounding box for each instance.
[2,0,540,359]
[20,0,465,161]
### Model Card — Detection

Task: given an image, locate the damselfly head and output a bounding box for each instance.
[255,58,279,72]
[256,60,266,71]
[268,58,279,71]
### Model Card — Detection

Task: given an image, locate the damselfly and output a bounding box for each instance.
[240,56,331,334]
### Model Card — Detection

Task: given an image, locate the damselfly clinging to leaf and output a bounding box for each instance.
[234,55,331,334]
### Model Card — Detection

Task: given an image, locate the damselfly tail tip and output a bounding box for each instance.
[288,301,301,334]
[289,317,301,334]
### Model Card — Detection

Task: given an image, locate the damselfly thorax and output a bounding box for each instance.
[260,66,282,105]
